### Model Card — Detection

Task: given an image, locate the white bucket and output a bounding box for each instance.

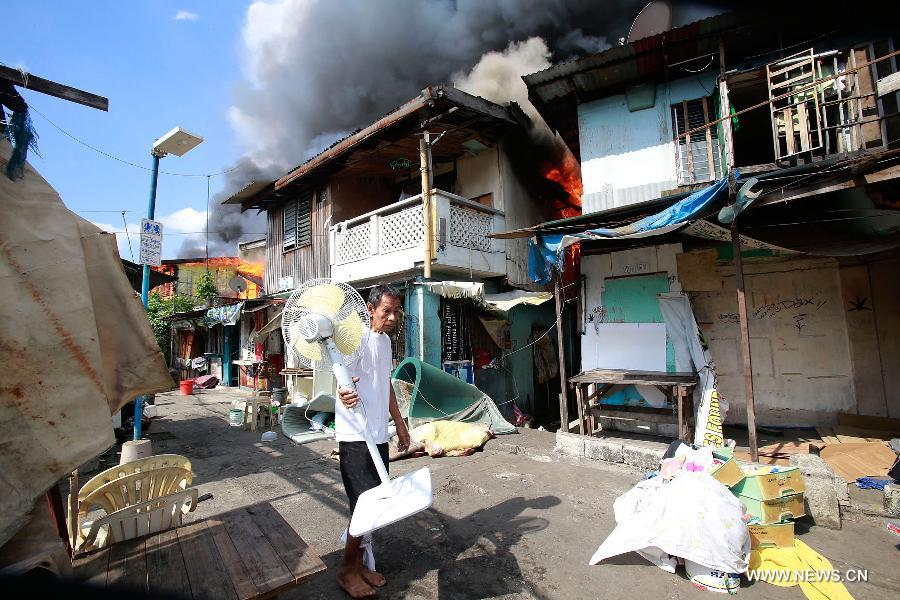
[120,440,153,465]
[685,560,741,594]
[229,408,244,427]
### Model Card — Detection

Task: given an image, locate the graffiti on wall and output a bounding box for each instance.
[716,296,828,332]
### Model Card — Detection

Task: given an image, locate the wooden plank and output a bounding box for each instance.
[146,529,192,599]
[569,371,696,385]
[783,108,796,155]
[0,65,108,111]
[219,508,294,596]
[105,537,128,588]
[877,71,900,97]
[816,427,840,445]
[72,548,110,587]
[576,384,587,436]
[177,520,239,600]
[838,413,900,433]
[246,504,326,585]
[797,102,810,152]
[702,98,716,180]
[683,101,695,183]
[121,538,148,593]
[833,426,894,444]
[554,275,569,433]
[206,516,259,600]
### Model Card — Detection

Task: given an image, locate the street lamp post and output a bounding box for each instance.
[129,127,203,453]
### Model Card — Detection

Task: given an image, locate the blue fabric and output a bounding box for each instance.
[205,302,244,326]
[527,176,730,284]
[5,110,39,181]
[856,477,891,490]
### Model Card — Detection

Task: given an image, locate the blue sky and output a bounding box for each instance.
[2,2,254,259]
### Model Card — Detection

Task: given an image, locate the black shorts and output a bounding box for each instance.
[339,441,389,514]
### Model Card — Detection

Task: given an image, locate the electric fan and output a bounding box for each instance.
[281,278,432,536]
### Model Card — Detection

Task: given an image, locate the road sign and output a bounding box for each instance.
[139,218,163,266]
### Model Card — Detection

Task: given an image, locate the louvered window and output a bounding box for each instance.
[282,190,313,251]
[672,97,723,185]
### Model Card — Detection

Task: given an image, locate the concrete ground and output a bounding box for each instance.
[134,388,900,600]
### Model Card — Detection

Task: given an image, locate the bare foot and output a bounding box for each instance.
[362,569,386,588]
[337,569,375,598]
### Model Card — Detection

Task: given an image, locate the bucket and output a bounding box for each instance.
[229,408,244,427]
[179,380,194,395]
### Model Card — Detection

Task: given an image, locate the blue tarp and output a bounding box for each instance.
[528,177,730,284]
[205,302,243,326]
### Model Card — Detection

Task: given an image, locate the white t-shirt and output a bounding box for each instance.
[334,328,393,444]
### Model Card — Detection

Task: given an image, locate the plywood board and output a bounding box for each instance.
[837,413,900,434]
[820,442,896,481]
[587,323,667,371]
[833,426,894,444]
[816,427,840,445]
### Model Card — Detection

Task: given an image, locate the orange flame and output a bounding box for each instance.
[541,148,583,220]
[153,257,265,299]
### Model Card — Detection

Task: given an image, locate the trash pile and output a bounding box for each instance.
[590,440,855,598]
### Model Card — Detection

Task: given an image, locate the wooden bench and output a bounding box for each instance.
[569,369,697,441]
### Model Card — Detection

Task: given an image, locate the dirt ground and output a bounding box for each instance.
[131,388,900,600]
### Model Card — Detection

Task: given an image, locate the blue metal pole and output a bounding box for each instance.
[135,152,162,441]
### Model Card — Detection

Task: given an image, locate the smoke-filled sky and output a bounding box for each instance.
[200,0,655,258]
[3,1,723,260]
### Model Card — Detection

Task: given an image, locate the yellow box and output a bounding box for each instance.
[710,459,744,488]
[732,466,805,500]
[748,522,795,549]
[738,492,806,524]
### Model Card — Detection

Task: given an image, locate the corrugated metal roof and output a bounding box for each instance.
[523,12,748,105]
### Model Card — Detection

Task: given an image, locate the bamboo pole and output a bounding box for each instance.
[554,274,569,432]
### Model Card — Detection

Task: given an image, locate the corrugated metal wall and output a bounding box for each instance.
[265,189,331,292]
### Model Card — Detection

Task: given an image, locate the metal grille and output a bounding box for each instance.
[449,205,492,252]
[440,298,473,363]
[335,222,371,264]
[379,204,424,253]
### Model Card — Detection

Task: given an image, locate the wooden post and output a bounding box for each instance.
[419,133,433,280]
[731,222,759,462]
[554,274,569,432]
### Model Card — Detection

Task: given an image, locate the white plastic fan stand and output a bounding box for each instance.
[325,340,432,537]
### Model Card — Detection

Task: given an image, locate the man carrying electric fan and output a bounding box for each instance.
[335,284,411,598]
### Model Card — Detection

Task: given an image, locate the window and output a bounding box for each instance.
[672,96,723,185]
[282,190,314,251]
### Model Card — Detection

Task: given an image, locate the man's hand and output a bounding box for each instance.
[338,377,361,408]
[396,426,411,452]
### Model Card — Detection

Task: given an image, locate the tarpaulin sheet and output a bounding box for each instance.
[205,302,243,326]
[528,177,729,283]
[483,290,553,312]
[0,141,174,547]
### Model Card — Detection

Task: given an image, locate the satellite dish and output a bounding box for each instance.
[228,276,248,294]
[627,0,673,43]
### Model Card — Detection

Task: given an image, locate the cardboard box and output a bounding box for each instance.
[748,522,795,549]
[732,466,805,500]
[710,458,744,488]
[737,491,806,524]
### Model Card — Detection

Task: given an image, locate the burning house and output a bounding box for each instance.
[507,6,900,446]
[227,85,580,422]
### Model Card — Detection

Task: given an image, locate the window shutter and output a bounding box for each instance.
[673,97,722,185]
[297,190,313,247]
[283,201,297,251]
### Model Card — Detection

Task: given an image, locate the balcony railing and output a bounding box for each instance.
[329,189,506,284]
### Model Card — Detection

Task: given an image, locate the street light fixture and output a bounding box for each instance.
[132,127,203,447]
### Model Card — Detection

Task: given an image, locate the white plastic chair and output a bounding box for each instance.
[79,488,199,553]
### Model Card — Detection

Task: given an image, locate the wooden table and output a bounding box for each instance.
[73,502,326,599]
[569,369,697,441]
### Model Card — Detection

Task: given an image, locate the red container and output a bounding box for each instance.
[179,380,194,395]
